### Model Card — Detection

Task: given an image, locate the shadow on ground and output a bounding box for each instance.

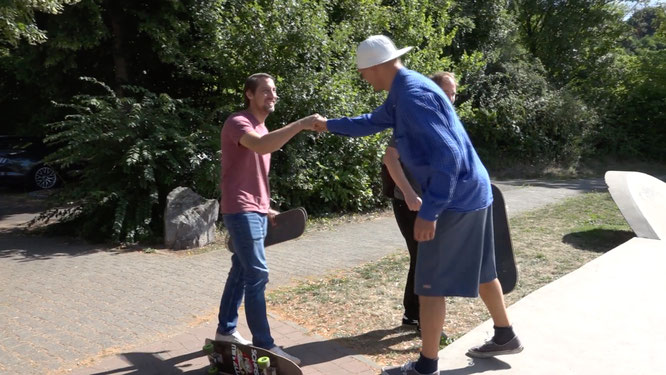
[285,325,513,374]
[82,329,510,375]
[88,350,208,375]
[289,325,420,367]
[0,186,53,220]
[0,187,116,261]
[435,357,511,374]
[0,234,116,261]
[562,229,635,253]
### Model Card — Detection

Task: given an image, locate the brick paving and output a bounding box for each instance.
[68,313,379,375]
[0,179,605,375]
[0,211,402,375]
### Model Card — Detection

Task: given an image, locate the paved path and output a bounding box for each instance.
[436,237,666,375]
[0,179,606,375]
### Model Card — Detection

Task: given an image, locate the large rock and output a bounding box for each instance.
[605,171,666,240]
[164,187,219,250]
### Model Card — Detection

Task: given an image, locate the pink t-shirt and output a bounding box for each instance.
[220,111,271,214]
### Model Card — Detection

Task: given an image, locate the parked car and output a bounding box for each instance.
[0,136,61,190]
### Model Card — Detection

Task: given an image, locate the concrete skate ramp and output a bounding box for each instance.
[436,237,666,375]
[605,171,666,240]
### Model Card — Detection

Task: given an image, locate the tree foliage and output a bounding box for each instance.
[594,4,666,160]
[2,0,664,242]
[43,78,217,242]
[463,57,598,168]
[0,0,79,55]
[510,0,628,84]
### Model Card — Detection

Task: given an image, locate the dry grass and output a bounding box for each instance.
[266,192,634,367]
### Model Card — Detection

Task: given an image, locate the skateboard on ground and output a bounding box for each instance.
[203,338,302,375]
[491,184,518,294]
[226,207,307,252]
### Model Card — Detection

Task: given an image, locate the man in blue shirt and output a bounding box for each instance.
[382,71,459,332]
[313,35,523,375]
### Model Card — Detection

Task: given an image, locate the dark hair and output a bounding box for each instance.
[430,71,457,87]
[244,73,274,107]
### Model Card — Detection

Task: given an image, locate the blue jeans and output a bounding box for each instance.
[218,212,274,349]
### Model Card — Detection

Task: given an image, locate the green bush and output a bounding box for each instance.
[591,21,666,161]
[271,132,390,214]
[461,59,598,168]
[42,77,217,243]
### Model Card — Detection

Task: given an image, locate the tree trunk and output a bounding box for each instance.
[107,0,128,96]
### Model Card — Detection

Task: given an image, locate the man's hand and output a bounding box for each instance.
[414,216,436,242]
[267,208,280,226]
[312,115,328,133]
[297,114,324,131]
[404,191,422,211]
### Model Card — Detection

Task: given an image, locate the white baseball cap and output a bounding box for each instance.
[356,35,413,70]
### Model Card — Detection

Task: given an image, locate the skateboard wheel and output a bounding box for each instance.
[439,332,452,347]
[257,356,270,369]
[207,364,219,374]
[202,343,214,354]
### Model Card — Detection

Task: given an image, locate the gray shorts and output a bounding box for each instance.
[415,205,497,297]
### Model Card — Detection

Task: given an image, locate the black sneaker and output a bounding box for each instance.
[466,336,523,358]
[402,315,419,326]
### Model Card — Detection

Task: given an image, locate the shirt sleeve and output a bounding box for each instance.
[400,94,462,221]
[226,115,255,146]
[326,101,395,137]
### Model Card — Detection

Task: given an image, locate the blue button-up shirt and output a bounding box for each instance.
[327,68,492,221]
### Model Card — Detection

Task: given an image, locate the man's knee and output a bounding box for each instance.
[243,269,270,293]
[479,278,500,289]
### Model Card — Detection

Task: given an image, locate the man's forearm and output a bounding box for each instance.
[241,119,308,155]
[384,147,417,199]
[327,115,390,137]
[254,119,307,154]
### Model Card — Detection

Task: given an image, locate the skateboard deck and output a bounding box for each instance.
[203,338,302,375]
[491,184,518,294]
[227,208,307,252]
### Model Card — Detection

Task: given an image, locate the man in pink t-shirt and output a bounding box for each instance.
[220,111,272,215]
[216,73,322,365]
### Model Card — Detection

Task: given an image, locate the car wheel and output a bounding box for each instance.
[32,165,58,189]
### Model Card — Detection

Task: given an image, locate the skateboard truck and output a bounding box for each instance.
[203,342,224,372]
